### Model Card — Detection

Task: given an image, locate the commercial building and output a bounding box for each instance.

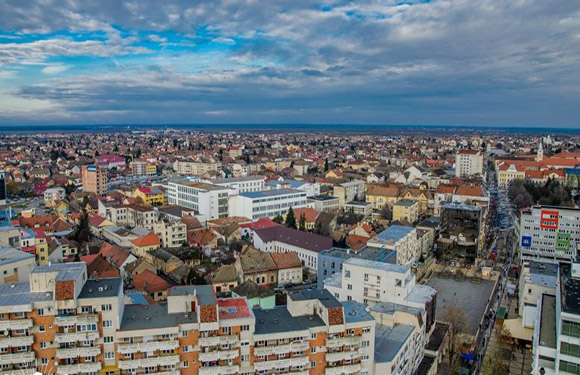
[229,188,307,220]
[455,149,483,178]
[266,179,320,197]
[307,195,340,213]
[82,165,107,196]
[167,180,232,222]
[209,176,265,193]
[367,225,420,267]
[345,201,373,217]
[520,205,580,264]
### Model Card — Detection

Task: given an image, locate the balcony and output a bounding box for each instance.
[198,365,240,375]
[151,371,180,375]
[198,335,239,347]
[0,320,33,331]
[56,362,102,375]
[0,352,35,365]
[325,363,362,375]
[198,349,239,362]
[326,349,363,363]
[56,346,101,359]
[0,336,34,348]
[253,357,309,372]
[54,331,100,344]
[253,342,309,357]
[117,340,179,354]
[118,355,180,370]
[326,336,362,349]
[54,314,99,326]
[0,369,36,375]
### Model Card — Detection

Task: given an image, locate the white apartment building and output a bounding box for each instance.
[172,159,221,175]
[43,187,65,207]
[167,180,232,221]
[520,205,580,264]
[209,175,265,193]
[107,204,157,230]
[229,188,308,220]
[153,219,187,248]
[333,180,366,208]
[518,261,557,329]
[367,225,420,267]
[455,149,483,177]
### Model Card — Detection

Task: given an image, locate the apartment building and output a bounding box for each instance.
[519,205,580,264]
[266,179,320,197]
[82,165,107,196]
[172,159,221,175]
[455,149,483,178]
[333,180,366,208]
[367,225,420,267]
[133,186,165,207]
[209,176,265,193]
[0,246,35,284]
[130,161,157,177]
[108,204,157,230]
[167,180,232,222]
[253,225,333,272]
[229,189,308,220]
[392,199,419,224]
[153,219,187,248]
[43,188,65,208]
[307,195,340,213]
[532,263,580,375]
[518,261,557,329]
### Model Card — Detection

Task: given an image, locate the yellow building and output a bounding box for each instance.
[366,184,400,210]
[498,163,525,188]
[393,199,419,224]
[134,186,165,206]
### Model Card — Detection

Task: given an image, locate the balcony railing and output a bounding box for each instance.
[117,340,179,354]
[0,336,34,348]
[326,349,363,363]
[54,331,100,344]
[0,320,33,331]
[56,362,102,375]
[325,363,362,375]
[253,342,309,357]
[198,365,240,375]
[198,349,239,362]
[198,335,238,347]
[56,346,101,359]
[54,314,99,326]
[0,352,35,366]
[326,336,362,349]
[118,355,180,370]
[0,368,36,375]
[253,357,309,372]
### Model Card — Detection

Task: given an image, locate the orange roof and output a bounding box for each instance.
[346,234,368,251]
[436,185,456,194]
[524,170,543,179]
[133,270,170,293]
[455,184,484,197]
[292,207,320,223]
[271,251,302,269]
[131,233,159,247]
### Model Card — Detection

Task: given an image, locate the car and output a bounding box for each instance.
[274,286,285,292]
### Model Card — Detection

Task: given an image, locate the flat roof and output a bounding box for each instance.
[78,278,122,299]
[212,176,264,183]
[240,188,305,199]
[169,285,216,306]
[33,262,86,281]
[218,298,252,320]
[539,294,556,349]
[290,289,342,308]
[308,195,339,201]
[253,306,324,335]
[343,301,374,323]
[374,324,415,362]
[425,322,450,351]
[120,303,197,331]
[371,225,415,244]
[0,246,34,266]
[345,257,408,274]
[0,282,53,307]
[395,199,418,207]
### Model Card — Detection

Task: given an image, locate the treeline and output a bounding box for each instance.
[508,178,574,209]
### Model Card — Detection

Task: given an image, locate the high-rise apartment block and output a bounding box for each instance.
[82,165,107,196]
[455,150,483,178]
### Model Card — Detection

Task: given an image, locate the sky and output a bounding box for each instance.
[0,0,579,127]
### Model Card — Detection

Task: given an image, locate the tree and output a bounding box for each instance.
[285,207,297,229]
[380,205,393,220]
[298,213,306,231]
[70,210,93,245]
[273,215,284,224]
[324,158,329,172]
[6,179,20,197]
[64,182,76,196]
[440,304,469,366]
[481,348,509,375]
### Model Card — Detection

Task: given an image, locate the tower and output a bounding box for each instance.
[536,141,544,162]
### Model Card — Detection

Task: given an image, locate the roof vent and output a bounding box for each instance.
[88,288,93,293]
[10,284,15,289]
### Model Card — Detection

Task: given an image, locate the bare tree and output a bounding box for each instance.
[481,348,509,375]
[440,303,469,365]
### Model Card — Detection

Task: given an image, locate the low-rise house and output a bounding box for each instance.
[271,251,303,285]
[207,264,238,294]
[133,269,171,301]
[235,246,278,286]
[130,233,160,258]
[231,280,275,309]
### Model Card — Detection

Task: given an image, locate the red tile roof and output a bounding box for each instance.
[271,251,302,269]
[131,234,159,247]
[133,270,170,293]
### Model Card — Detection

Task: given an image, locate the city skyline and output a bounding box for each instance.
[0,0,579,127]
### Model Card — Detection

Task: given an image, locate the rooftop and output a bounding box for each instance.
[342,301,375,323]
[218,298,253,320]
[539,294,556,349]
[344,257,408,274]
[374,324,415,362]
[254,226,332,253]
[395,199,418,207]
[425,322,450,351]
[0,246,34,266]
[212,176,264,184]
[0,282,53,307]
[370,225,415,245]
[33,262,86,281]
[169,284,216,306]
[120,303,197,331]
[253,306,324,335]
[308,195,339,201]
[240,188,305,199]
[290,289,342,308]
[78,278,122,299]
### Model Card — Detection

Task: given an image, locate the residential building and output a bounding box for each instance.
[367,225,420,267]
[167,180,232,221]
[455,149,483,177]
[392,199,419,224]
[172,158,221,175]
[95,154,126,169]
[153,219,187,248]
[43,187,65,207]
[229,189,307,220]
[82,164,107,196]
[0,246,35,284]
[133,186,165,206]
[345,201,373,217]
[518,261,557,329]
[130,160,157,176]
[253,225,333,272]
[266,179,320,196]
[520,205,580,264]
[333,180,366,208]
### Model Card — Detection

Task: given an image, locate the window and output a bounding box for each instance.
[103,320,113,328]
[362,340,370,347]
[240,341,250,347]
[182,361,189,368]
[182,346,189,353]
[347,284,352,290]
[39,326,45,332]
[40,342,47,349]
[104,336,114,343]
[105,352,115,360]
[311,362,316,368]
[562,321,580,338]
[560,360,580,375]
[311,333,317,339]
[561,342,580,358]
[41,358,48,365]
[241,325,250,331]
[37,309,45,316]
[101,304,112,312]
[179,330,188,337]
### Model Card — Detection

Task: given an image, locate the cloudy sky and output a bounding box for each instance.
[0,0,579,127]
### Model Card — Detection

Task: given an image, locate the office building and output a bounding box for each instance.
[167,180,232,222]
[307,195,340,213]
[520,205,580,264]
[82,165,107,196]
[209,176,265,193]
[229,189,307,220]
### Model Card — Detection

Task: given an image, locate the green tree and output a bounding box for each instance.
[70,210,93,245]
[273,215,284,224]
[324,158,329,172]
[285,207,297,229]
[298,213,306,231]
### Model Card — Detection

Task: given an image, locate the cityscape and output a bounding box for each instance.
[1,1,580,375]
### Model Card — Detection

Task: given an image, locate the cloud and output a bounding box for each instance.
[41,64,70,74]
[0,0,578,126]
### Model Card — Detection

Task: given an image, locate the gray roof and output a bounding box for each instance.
[344,258,408,274]
[0,246,34,266]
[290,289,342,308]
[0,282,53,307]
[240,188,305,199]
[78,278,122,299]
[253,306,324,335]
[254,226,333,253]
[342,301,374,323]
[371,301,423,317]
[33,262,86,281]
[374,324,415,362]
[120,303,197,331]
[395,199,417,207]
[212,176,264,183]
[169,285,216,305]
[405,284,437,304]
[371,225,415,245]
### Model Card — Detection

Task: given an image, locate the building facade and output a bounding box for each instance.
[455,150,483,178]
[82,165,107,196]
